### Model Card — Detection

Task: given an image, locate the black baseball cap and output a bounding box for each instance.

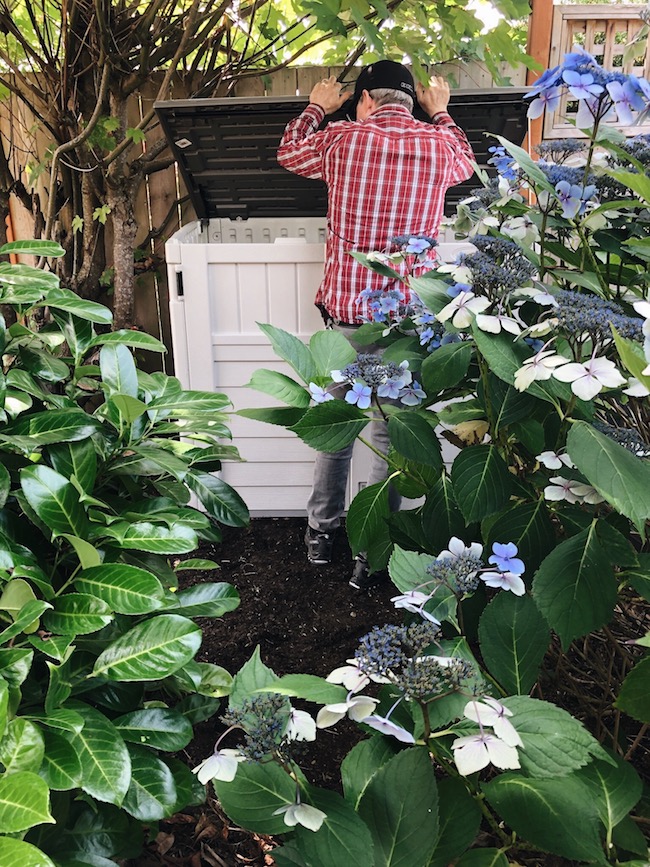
[348,60,415,116]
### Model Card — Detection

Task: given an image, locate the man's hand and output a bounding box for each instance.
[416,76,450,118]
[309,76,352,115]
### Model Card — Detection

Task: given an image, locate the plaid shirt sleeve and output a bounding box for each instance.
[277,104,330,179]
[428,111,475,185]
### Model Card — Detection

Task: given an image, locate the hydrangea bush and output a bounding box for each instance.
[0,241,248,865]
[198,52,650,866]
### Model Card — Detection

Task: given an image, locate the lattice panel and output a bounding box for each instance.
[545,4,650,138]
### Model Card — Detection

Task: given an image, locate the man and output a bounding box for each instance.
[277,59,475,588]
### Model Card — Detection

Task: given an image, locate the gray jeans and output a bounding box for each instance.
[307,324,401,533]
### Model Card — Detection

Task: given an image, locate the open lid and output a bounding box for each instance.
[155,89,529,221]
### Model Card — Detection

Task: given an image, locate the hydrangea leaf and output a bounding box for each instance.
[483,773,602,862]
[532,524,617,649]
[245,369,311,407]
[450,445,516,523]
[309,329,356,377]
[295,787,375,866]
[575,751,643,836]
[567,421,650,535]
[257,323,317,384]
[502,696,611,777]
[478,593,550,695]
[429,778,481,867]
[291,401,369,452]
[342,736,397,809]
[357,747,439,867]
[615,657,650,723]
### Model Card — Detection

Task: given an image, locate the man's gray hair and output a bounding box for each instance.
[369,87,414,112]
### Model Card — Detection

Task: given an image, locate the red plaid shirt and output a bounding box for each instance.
[278,103,475,324]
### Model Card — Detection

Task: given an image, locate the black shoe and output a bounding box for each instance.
[304,527,334,565]
[349,555,381,590]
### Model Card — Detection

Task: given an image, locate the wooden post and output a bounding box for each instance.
[524,0,554,156]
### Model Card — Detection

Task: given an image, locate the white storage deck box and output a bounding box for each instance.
[156,91,528,515]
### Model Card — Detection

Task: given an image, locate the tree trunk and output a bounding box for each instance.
[106,177,138,330]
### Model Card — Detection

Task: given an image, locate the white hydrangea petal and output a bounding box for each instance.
[287,709,317,742]
[452,736,491,776]
[492,716,524,747]
[316,703,348,728]
[294,804,327,832]
[347,695,380,721]
[485,736,521,770]
[570,375,603,401]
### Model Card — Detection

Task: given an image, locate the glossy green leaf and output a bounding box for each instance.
[230,645,280,709]
[0,240,64,257]
[113,708,194,751]
[186,471,249,527]
[387,411,442,469]
[0,461,10,509]
[215,760,297,834]
[103,520,198,554]
[503,695,607,777]
[0,600,51,643]
[43,593,113,635]
[0,717,44,773]
[147,390,231,415]
[39,728,83,790]
[19,347,69,383]
[43,287,113,323]
[20,464,89,538]
[0,770,54,832]
[48,439,98,493]
[450,445,516,523]
[533,524,617,649]
[258,322,317,384]
[0,648,33,688]
[109,394,148,423]
[60,534,102,569]
[90,329,166,352]
[0,261,59,287]
[567,421,650,535]
[478,593,550,695]
[74,564,165,614]
[122,744,178,821]
[25,708,84,733]
[358,747,438,867]
[260,673,346,704]
[100,343,138,398]
[429,778,481,867]
[246,369,311,407]
[615,657,650,723]
[309,328,357,377]
[2,409,99,448]
[420,342,472,394]
[291,400,369,452]
[0,838,56,866]
[67,702,131,806]
[483,774,602,861]
[161,582,239,618]
[92,614,202,681]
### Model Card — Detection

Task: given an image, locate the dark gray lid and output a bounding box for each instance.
[154,89,529,220]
